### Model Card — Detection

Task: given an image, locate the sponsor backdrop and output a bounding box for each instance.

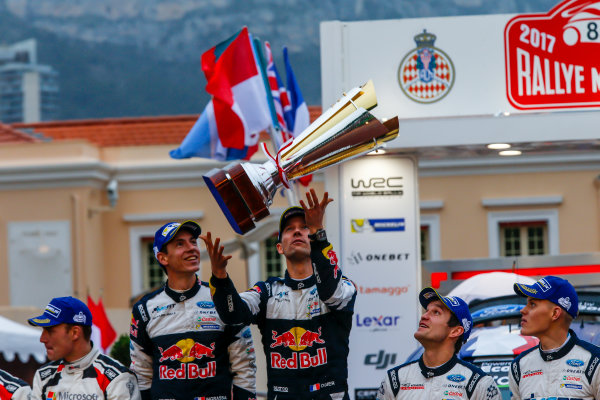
[339,156,421,397]
[320,0,600,147]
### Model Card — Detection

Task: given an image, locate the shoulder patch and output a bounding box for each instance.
[465,369,483,399]
[510,358,521,386]
[385,360,417,397]
[457,358,487,377]
[576,339,600,384]
[387,367,401,397]
[0,369,28,391]
[38,363,59,380]
[97,354,130,374]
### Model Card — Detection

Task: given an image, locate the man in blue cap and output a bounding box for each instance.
[376,287,500,399]
[509,275,600,399]
[129,221,256,400]
[28,296,140,400]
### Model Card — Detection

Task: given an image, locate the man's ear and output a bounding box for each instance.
[68,325,82,341]
[276,242,283,255]
[157,251,168,267]
[449,325,465,340]
[551,305,563,322]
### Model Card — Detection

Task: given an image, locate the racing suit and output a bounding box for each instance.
[31,342,140,400]
[509,330,600,399]
[130,279,256,400]
[0,369,31,400]
[209,237,357,400]
[376,355,501,400]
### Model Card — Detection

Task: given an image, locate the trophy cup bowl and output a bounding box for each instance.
[203,80,399,234]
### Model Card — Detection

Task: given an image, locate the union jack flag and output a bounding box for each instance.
[265,41,292,147]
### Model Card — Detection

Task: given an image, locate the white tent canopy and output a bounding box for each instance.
[448,272,537,305]
[0,315,46,363]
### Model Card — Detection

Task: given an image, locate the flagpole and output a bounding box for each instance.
[252,36,298,206]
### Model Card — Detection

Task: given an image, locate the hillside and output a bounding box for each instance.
[0,0,559,119]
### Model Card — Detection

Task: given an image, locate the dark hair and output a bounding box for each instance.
[447,312,463,354]
[67,324,92,341]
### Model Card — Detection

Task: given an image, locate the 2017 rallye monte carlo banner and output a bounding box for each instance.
[505,0,600,110]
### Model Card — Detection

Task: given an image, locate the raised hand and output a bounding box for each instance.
[299,188,334,234]
[200,231,232,279]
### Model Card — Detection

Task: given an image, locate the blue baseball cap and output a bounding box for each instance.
[28,297,92,327]
[153,221,201,261]
[419,287,473,342]
[514,276,578,318]
[278,206,305,242]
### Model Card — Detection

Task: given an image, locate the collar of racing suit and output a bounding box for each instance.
[61,341,100,374]
[418,354,458,378]
[164,276,200,302]
[538,328,577,362]
[284,270,316,291]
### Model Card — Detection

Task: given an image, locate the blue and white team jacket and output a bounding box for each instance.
[509,330,600,400]
[130,279,256,400]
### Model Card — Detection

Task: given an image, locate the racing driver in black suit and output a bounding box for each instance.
[204,189,357,400]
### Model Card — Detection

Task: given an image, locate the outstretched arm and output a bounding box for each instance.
[302,189,356,310]
[203,232,264,326]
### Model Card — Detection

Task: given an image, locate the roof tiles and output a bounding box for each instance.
[0,123,39,143]
[10,106,323,148]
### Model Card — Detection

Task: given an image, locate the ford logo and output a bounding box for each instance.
[567,359,584,367]
[447,374,466,382]
[197,301,214,309]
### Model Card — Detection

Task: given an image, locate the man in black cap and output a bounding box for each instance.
[204,189,357,400]
[509,275,600,399]
[29,296,140,400]
[129,221,256,400]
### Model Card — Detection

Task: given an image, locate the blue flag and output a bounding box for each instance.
[170,100,248,161]
[283,47,310,137]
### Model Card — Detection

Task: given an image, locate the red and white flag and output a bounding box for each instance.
[201,27,271,152]
[87,296,117,354]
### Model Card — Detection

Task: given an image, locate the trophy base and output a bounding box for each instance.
[203,163,270,235]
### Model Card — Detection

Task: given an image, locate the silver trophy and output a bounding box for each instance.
[203,80,399,234]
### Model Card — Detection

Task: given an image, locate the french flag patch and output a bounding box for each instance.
[309,383,320,392]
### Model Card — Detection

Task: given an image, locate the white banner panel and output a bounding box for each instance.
[322,14,514,121]
[340,156,421,399]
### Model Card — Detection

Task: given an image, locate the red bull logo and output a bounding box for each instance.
[250,285,262,294]
[271,327,324,350]
[159,361,216,380]
[271,348,328,370]
[322,245,338,266]
[130,314,139,338]
[158,339,215,362]
[270,327,327,369]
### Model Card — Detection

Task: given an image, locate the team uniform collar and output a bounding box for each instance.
[62,342,99,374]
[418,354,458,378]
[165,276,200,302]
[284,270,315,291]
[539,329,577,362]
